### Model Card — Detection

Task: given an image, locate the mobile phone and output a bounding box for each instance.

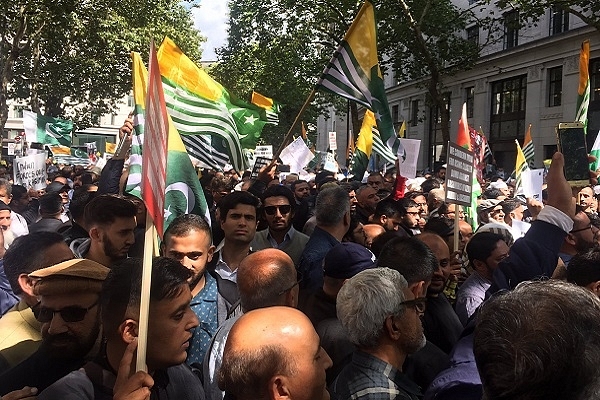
[556,122,589,186]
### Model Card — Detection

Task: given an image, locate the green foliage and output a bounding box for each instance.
[1,0,204,130]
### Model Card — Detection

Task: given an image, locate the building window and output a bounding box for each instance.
[467,26,479,46]
[12,106,26,118]
[490,75,527,140]
[465,87,475,118]
[503,10,519,49]
[392,104,399,123]
[549,7,569,35]
[591,58,600,103]
[410,100,419,126]
[548,66,562,107]
[127,95,135,108]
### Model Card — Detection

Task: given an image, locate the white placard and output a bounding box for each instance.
[397,138,421,179]
[13,152,48,190]
[7,143,15,156]
[323,152,338,172]
[328,131,337,151]
[511,219,531,240]
[279,137,315,173]
[521,168,544,201]
[254,145,273,159]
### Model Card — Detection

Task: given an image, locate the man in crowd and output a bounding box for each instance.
[567,247,600,296]
[474,280,600,400]
[71,194,137,266]
[62,185,97,245]
[331,268,425,399]
[161,214,224,367]
[501,198,525,227]
[354,185,380,225]
[558,205,597,266]
[9,185,37,225]
[252,185,309,265]
[0,233,75,371]
[0,259,109,394]
[218,307,332,400]
[0,178,28,240]
[39,257,204,399]
[291,179,313,231]
[28,193,67,234]
[399,198,422,236]
[204,248,299,400]
[366,172,384,192]
[371,198,404,232]
[298,186,350,293]
[455,232,509,326]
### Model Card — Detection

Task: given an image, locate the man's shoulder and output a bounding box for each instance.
[38,369,95,400]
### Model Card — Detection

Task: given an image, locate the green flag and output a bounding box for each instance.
[157,37,268,172]
[316,1,404,160]
[576,40,590,133]
[350,110,375,179]
[23,111,73,147]
[126,52,210,233]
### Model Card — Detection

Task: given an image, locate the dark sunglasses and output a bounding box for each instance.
[36,300,99,323]
[264,205,291,216]
[400,297,427,314]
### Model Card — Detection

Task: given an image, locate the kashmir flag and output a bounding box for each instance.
[372,126,396,163]
[590,131,600,172]
[398,120,407,138]
[23,111,73,147]
[251,91,282,125]
[157,37,268,172]
[105,142,117,154]
[316,1,404,160]
[48,145,88,165]
[125,51,210,235]
[515,139,529,195]
[522,124,535,168]
[350,110,375,178]
[456,103,480,230]
[576,40,590,133]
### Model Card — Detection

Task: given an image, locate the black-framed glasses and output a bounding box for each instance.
[571,224,593,234]
[277,271,303,296]
[264,205,291,216]
[400,297,427,313]
[36,300,99,323]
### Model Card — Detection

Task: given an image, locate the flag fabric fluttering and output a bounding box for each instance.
[576,40,590,133]
[125,51,210,235]
[315,0,404,160]
[468,127,486,184]
[23,111,73,147]
[251,91,282,125]
[515,139,529,195]
[456,103,480,230]
[372,126,396,163]
[398,120,407,138]
[589,130,600,172]
[522,124,535,168]
[157,37,268,172]
[350,110,375,179]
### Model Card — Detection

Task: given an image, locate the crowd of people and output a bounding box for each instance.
[1,127,600,399]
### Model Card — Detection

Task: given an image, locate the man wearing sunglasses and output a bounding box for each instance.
[252,185,309,265]
[331,268,426,400]
[558,205,597,267]
[0,258,109,395]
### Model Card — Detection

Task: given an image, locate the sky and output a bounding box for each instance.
[193,1,229,61]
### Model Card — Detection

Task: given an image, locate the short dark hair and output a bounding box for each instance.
[424,217,454,237]
[483,187,503,199]
[373,198,402,219]
[69,185,98,222]
[474,280,600,400]
[100,257,192,340]
[370,231,407,258]
[10,185,27,202]
[218,191,260,222]
[4,232,67,295]
[163,214,212,246]
[420,178,441,194]
[84,194,137,227]
[39,192,63,216]
[290,179,308,192]
[567,247,600,287]
[501,198,522,215]
[261,185,296,213]
[377,236,437,283]
[466,232,505,266]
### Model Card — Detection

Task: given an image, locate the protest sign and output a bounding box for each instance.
[279,137,314,173]
[255,145,273,159]
[445,142,474,207]
[13,152,47,190]
[521,168,544,201]
[251,157,273,179]
[398,138,421,178]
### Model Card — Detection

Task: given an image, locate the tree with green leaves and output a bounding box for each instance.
[0,0,204,136]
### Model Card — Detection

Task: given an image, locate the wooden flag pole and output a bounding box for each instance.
[453,210,460,253]
[136,210,155,371]
[274,87,317,160]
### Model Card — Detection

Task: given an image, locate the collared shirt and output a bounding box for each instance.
[331,350,422,400]
[455,271,491,326]
[267,226,296,249]
[214,251,238,283]
[186,273,219,366]
[297,226,340,292]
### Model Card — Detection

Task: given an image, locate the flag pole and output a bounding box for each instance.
[136,210,154,372]
[274,87,317,159]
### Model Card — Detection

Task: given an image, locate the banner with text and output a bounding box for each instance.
[13,152,47,190]
[445,142,475,207]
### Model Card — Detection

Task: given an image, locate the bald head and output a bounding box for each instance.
[219,307,332,400]
[363,224,385,248]
[238,249,298,311]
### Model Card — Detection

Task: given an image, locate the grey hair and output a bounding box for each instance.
[316,186,350,226]
[336,267,408,349]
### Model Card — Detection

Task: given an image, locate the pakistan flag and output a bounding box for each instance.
[23,111,73,146]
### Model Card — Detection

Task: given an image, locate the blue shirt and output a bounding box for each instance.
[0,261,18,317]
[186,273,219,366]
[331,350,422,400]
[297,226,339,292]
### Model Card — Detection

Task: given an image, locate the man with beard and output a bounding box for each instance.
[331,268,425,400]
[252,185,309,265]
[354,185,380,225]
[0,259,109,395]
[71,195,137,266]
[558,205,598,267]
